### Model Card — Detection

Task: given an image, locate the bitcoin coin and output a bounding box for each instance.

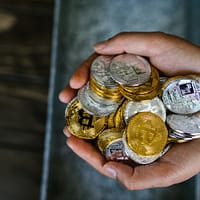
[122,66,160,95]
[162,77,200,114]
[123,131,170,164]
[78,82,121,116]
[126,112,168,157]
[97,128,128,161]
[109,54,151,86]
[65,97,107,139]
[90,55,117,88]
[167,112,200,135]
[124,97,166,124]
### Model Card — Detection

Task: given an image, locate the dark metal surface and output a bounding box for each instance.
[41,0,200,199]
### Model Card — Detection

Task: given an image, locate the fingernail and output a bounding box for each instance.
[63,127,71,137]
[94,41,107,51]
[103,166,117,179]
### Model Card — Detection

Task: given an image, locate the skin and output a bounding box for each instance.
[59,32,200,190]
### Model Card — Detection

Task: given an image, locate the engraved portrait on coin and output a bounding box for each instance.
[109,54,151,86]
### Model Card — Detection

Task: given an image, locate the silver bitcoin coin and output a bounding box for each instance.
[105,139,129,161]
[124,97,166,124]
[90,55,117,88]
[78,82,119,116]
[122,131,169,164]
[167,112,200,135]
[109,54,151,87]
[162,78,200,114]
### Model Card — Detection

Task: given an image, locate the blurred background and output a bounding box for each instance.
[0,0,53,199]
[0,0,200,200]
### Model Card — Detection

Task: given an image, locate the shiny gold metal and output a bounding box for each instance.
[114,100,127,129]
[118,67,160,101]
[123,66,160,95]
[65,98,107,139]
[97,128,123,152]
[107,111,115,129]
[126,112,168,157]
[89,75,123,101]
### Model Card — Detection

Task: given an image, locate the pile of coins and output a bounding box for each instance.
[65,54,200,164]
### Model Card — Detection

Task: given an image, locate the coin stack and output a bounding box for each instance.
[65,53,200,164]
[162,76,200,142]
[78,55,123,116]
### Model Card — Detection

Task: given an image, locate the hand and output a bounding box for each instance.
[59,32,200,190]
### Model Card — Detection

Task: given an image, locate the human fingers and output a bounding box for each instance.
[103,140,200,190]
[94,32,200,75]
[66,136,114,178]
[94,32,164,56]
[69,53,98,89]
[58,85,77,103]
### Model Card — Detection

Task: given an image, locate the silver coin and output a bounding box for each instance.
[162,78,200,114]
[167,113,200,135]
[90,55,117,88]
[87,83,123,106]
[168,129,193,142]
[124,97,166,124]
[105,139,129,161]
[109,54,151,86]
[122,132,169,164]
[78,82,119,116]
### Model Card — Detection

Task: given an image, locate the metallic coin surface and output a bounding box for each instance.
[122,66,160,95]
[97,128,123,152]
[65,97,107,139]
[126,112,168,157]
[109,54,151,86]
[78,83,120,116]
[167,112,200,135]
[114,100,127,129]
[90,55,117,88]
[105,139,128,161]
[123,131,170,164]
[162,78,200,114]
[124,97,166,124]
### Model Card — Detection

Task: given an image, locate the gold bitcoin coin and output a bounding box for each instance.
[97,128,123,152]
[65,97,107,139]
[126,112,168,157]
[114,100,127,129]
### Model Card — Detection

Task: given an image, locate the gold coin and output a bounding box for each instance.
[126,112,168,157]
[186,73,200,82]
[122,66,160,95]
[90,81,122,101]
[97,128,123,152]
[114,100,127,129]
[118,85,136,100]
[90,75,119,91]
[133,84,160,101]
[65,97,107,139]
[107,111,115,129]
[89,75,122,101]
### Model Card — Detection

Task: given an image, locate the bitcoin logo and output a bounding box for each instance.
[78,109,94,129]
